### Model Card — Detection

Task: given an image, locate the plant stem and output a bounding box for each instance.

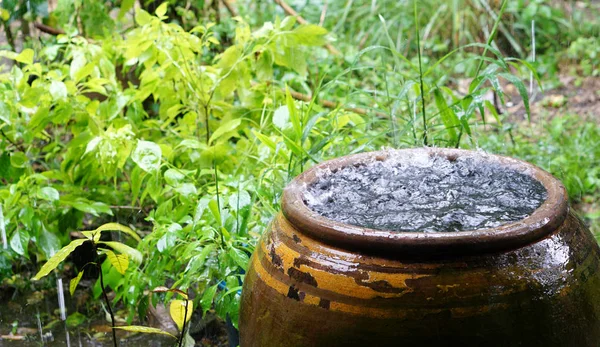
[455,128,463,148]
[214,160,225,247]
[1,20,16,51]
[33,22,65,35]
[178,299,190,347]
[222,0,239,17]
[0,129,26,152]
[212,0,221,24]
[98,264,118,347]
[474,0,508,79]
[414,0,428,146]
[204,105,211,144]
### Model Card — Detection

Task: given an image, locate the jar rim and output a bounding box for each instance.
[281,148,569,257]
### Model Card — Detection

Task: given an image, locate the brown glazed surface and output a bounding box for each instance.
[239,148,600,347]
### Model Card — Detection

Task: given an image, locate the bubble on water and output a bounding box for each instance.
[303,154,547,233]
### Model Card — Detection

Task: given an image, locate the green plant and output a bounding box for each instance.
[1,0,596,343]
[564,37,600,77]
[370,0,536,149]
[1,1,343,332]
[32,223,142,347]
[477,115,600,202]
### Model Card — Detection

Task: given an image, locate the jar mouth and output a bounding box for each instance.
[281,148,568,258]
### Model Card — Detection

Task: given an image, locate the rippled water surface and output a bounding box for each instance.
[304,153,547,232]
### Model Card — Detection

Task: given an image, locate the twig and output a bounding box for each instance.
[1,20,16,51]
[221,0,239,17]
[109,205,143,210]
[99,263,118,347]
[358,33,369,51]
[273,0,340,56]
[319,2,328,26]
[212,0,221,24]
[0,129,26,152]
[34,22,65,36]
[177,299,190,347]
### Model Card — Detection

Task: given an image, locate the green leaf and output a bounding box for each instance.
[135,9,152,26]
[92,223,141,242]
[175,183,197,197]
[208,200,222,227]
[184,244,215,274]
[70,270,84,295]
[81,230,101,243]
[10,152,28,168]
[433,89,459,144]
[118,0,135,19]
[38,227,62,260]
[67,199,112,217]
[155,2,168,18]
[193,196,211,225]
[228,190,251,210]
[132,140,162,173]
[228,247,249,270]
[37,187,60,202]
[105,250,129,275]
[209,118,242,145]
[286,86,301,140]
[506,58,543,93]
[252,131,276,150]
[0,8,9,21]
[200,284,219,314]
[459,115,472,138]
[164,169,186,186]
[98,241,143,264]
[484,100,502,125]
[0,101,10,125]
[69,53,86,81]
[292,25,328,46]
[170,299,193,331]
[256,50,274,80]
[280,16,297,30]
[488,75,505,105]
[273,105,289,130]
[10,229,28,256]
[33,239,87,280]
[218,45,242,70]
[114,326,176,338]
[281,132,311,159]
[66,312,87,328]
[378,14,417,71]
[15,49,34,65]
[157,232,177,253]
[74,62,95,83]
[499,73,531,121]
[50,81,68,101]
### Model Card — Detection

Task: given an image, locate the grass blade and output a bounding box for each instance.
[475,0,509,78]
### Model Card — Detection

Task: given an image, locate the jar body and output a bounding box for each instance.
[240,211,600,347]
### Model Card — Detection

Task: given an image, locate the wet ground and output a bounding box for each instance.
[0,285,173,346]
[0,283,229,347]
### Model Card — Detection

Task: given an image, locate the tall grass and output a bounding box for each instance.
[414,0,428,146]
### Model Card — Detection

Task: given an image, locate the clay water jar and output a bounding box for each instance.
[240,148,600,347]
